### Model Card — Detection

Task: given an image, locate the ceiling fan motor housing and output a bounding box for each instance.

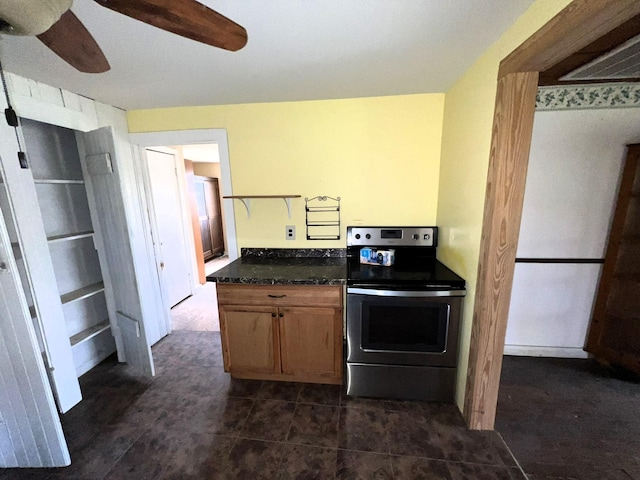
[0,0,72,35]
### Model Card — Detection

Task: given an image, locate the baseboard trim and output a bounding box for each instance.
[503,345,589,359]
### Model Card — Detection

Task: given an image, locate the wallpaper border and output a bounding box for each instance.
[536,83,640,111]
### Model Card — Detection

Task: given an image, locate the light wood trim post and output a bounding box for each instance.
[464,71,539,430]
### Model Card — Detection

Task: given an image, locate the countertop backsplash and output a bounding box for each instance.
[241,248,346,258]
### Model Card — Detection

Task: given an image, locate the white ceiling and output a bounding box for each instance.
[182,144,219,163]
[0,1,535,110]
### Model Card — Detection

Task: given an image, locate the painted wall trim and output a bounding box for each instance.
[537,83,640,111]
[504,346,589,359]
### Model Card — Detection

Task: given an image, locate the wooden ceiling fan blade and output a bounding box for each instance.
[94,0,247,52]
[37,10,110,73]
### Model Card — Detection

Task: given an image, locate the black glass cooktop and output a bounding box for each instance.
[346,255,465,290]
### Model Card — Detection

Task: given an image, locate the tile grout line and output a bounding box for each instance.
[98,419,157,480]
[494,431,528,479]
[273,397,301,477]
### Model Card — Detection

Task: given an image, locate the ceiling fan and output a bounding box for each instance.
[0,0,248,74]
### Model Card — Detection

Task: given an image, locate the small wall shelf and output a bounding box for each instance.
[223,195,301,218]
[60,282,105,305]
[34,179,85,185]
[305,196,341,240]
[47,231,94,244]
[70,320,110,348]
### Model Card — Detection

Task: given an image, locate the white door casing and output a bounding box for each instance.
[0,175,70,467]
[129,130,238,262]
[144,147,193,307]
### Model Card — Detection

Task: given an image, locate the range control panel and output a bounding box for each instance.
[347,226,437,247]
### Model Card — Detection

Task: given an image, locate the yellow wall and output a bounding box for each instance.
[436,0,573,407]
[128,0,574,411]
[128,94,445,249]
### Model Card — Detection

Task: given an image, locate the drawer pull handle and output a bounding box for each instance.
[279,313,284,317]
[271,313,276,317]
[268,294,287,298]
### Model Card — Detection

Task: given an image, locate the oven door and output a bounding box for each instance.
[346,288,463,367]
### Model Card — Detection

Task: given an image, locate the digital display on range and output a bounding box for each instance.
[381,229,402,239]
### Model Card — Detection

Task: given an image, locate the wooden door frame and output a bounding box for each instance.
[464,0,640,430]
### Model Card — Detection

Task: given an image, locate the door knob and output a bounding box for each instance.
[0,261,7,273]
[160,262,165,270]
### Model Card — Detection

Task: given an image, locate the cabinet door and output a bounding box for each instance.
[279,306,342,382]
[220,305,280,374]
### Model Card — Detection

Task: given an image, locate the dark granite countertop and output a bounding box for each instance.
[206,248,347,285]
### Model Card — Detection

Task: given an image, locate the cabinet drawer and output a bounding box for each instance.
[217,284,342,307]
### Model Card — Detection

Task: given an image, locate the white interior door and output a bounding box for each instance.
[145,148,192,307]
[0,192,70,467]
[0,119,81,413]
[76,127,154,377]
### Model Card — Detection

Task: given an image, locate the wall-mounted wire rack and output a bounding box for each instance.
[305,196,341,240]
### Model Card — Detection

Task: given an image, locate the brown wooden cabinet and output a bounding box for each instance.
[217,284,343,384]
[194,176,224,260]
[221,306,280,374]
[586,144,640,374]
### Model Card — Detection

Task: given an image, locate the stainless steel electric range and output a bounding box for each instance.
[345,226,466,402]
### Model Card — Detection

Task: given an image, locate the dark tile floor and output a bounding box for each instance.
[496,355,640,480]
[1,331,524,480]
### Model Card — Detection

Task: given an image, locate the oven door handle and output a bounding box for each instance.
[347,287,465,298]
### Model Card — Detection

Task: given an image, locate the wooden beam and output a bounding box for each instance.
[464,71,538,430]
[538,14,640,85]
[499,0,640,78]
[465,0,640,432]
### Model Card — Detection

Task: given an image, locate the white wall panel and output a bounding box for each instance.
[508,107,640,357]
[518,108,640,259]
[506,263,601,356]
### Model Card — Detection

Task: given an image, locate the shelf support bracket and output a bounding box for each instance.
[239,198,251,218]
[223,195,301,218]
[283,198,292,218]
